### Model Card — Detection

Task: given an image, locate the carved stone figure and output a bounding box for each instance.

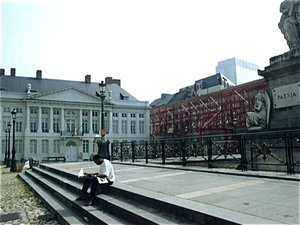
[278,0,300,50]
[246,92,270,129]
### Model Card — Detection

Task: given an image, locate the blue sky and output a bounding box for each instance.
[1,0,288,103]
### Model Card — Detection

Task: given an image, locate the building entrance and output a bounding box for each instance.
[65,141,77,162]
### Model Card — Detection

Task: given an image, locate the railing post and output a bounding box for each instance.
[145,141,148,164]
[285,132,295,175]
[207,137,212,168]
[239,135,246,171]
[162,141,165,165]
[132,141,135,163]
[120,142,123,162]
[182,139,186,167]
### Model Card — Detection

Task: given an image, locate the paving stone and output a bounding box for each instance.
[0,166,60,225]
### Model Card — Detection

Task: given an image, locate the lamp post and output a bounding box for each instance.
[97,81,110,159]
[4,129,8,165]
[232,117,238,155]
[233,117,237,137]
[10,108,17,172]
[6,122,11,167]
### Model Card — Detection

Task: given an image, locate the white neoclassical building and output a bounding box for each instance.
[0,70,150,162]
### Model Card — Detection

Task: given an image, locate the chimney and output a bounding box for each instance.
[0,69,4,76]
[105,77,121,86]
[36,70,42,80]
[85,74,91,83]
[105,77,113,84]
[11,68,16,76]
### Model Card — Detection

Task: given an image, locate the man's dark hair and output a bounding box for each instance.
[93,154,101,160]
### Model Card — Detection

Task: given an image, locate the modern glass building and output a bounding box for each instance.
[216,58,260,85]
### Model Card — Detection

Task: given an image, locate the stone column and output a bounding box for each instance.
[37,107,42,133]
[61,108,64,132]
[127,113,131,134]
[25,106,30,133]
[79,109,82,135]
[135,113,139,134]
[49,107,54,134]
[89,110,93,134]
[109,111,113,134]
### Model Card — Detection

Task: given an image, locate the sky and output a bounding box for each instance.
[1,0,288,103]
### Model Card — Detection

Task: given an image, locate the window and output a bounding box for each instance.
[83,140,89,153]
[122,113,127,118]
[2,140,5,154]
[30,140,37,153]
[131,114,135,118]
[131,121,136,134]
[3,117,10,132]
[30,118,37,132]
[16,118,22,132]
[53,118,60,133]
[53,140,60,153]
[16,140,23,153]
[30,108,37,114]
[53,109,60,115]
[42,118,48,133]
[139,121,145,134]
[113,113,118,117]
[66,119,75,132]
[82,111,88,116]
[92,120,98,133]
[82,120,88,133]
[113,121,118,134]
[42,140,49,153]
[16,108,23,113]
[92,111,98,117]
[139,114,144,118]
[3,107,10,113]
[42,108,48,114]
[122,121,127,134]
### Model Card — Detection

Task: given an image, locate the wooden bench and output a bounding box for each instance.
[42,157,66,163]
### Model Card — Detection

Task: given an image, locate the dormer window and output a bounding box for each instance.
[120,93,129,100]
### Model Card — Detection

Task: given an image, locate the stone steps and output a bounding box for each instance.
[19,165,201,225]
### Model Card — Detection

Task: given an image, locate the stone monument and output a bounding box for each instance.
[257,0,300,130]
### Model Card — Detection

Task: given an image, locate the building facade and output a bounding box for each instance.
[0,70,150,162]
[216,58,260,85]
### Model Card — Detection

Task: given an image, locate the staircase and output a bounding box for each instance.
[19,164,240,225]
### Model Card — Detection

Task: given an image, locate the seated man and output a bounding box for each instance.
[76,154,115,206]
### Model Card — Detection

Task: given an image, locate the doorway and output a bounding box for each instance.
[65,141,77,162]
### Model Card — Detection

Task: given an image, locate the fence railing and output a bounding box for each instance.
[111,130,299,174]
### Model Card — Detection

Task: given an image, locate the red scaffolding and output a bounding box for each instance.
[150,79,266,138]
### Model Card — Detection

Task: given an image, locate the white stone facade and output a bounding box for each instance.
[0,75,150,162]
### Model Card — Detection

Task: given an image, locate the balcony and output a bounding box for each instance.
[60,130,84,138]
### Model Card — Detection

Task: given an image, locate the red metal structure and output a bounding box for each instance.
[150,79,266,139]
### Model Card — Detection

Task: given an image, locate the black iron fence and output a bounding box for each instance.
[111,130,300,174]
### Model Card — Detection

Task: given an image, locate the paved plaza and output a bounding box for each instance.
[48,161,299,225]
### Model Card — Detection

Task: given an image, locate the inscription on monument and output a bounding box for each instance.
[272,82,300,109]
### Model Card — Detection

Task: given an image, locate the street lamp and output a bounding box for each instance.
[97,81,110,160]
[6,122,11,167]
[99,81,106,137]
[10,108,17,172]
[4,129,8,165]
[233,117,237,133]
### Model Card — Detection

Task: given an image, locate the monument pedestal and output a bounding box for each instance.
[258,48,300,130]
